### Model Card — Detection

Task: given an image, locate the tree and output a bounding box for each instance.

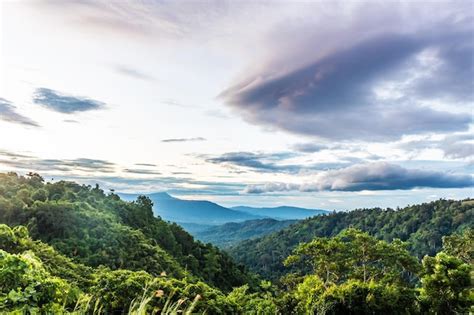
[293,277,419,315]
[285,235,347,285]
[285,229,420,314]
[285,228,419,285]
[0,249,78,313]
[31,189,48,202]
[442,228,473,264]
[226,282,278,315]
[419,252,472,314]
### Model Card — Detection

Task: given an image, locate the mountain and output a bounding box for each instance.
[121,192,329,225]
[232,205,329,220]
[228,199,474,280]
[193,218,297,248]
[120,192,263,225]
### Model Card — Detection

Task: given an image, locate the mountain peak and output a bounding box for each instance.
[149,191,174,200]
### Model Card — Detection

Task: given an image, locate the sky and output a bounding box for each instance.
[0,0,473,210]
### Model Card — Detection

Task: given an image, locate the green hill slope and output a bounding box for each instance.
[228,199,474,280]
[0,172,253,292]
[194,218,297,248]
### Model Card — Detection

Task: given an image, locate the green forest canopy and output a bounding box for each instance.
[0,172,472,314]
[228,198,473,281]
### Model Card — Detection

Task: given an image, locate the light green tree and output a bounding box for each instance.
[419,252,472,314]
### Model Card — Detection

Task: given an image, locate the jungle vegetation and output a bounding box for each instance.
[0,172,472,314]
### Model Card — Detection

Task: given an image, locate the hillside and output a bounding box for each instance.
[0,173,254,293]
[193,218,297,248]
[1,173,471,314]
[120,192,262,225]
[228,199,474,280]
[232,205,328,220]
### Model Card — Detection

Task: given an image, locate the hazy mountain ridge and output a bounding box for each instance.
[120,192,263,224]
[231,205,329,220]
[120,192,329,225]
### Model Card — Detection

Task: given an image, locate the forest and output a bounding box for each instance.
[0,172,472,314]
[228,198,474,281]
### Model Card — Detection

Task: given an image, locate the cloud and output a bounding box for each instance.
[114,65,155,81]
[135,163,157,167]
[441,137,474,159]
[33,88,106,114]
[44,174,245,196]
[244,162,473,193]
[0,150,34,159]
[161,99,190,108]
[292,143,329,153]
[123,168,162,175]
[40,1,188,39]
[161,137,206,143]
[171,171,192,175]
[39,1,264,42]
[60,158,115,172]
[0,150,115,173]
[400,134,474,159]
[0,98,39,127]
[205,151,348,174]
[0,149,244,196]
[205,151,298,173]
[219,3,472,141]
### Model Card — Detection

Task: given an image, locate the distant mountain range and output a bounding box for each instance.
[120,192,260,225]
[231,205,328,220]
[119,192,329,225]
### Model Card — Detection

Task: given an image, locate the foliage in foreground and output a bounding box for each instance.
[1,222,472,314]
[0,223,277,313]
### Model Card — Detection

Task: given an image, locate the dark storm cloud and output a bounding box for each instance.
[220,15,472,141]
[244,163,473,193]
[0,98,39,127]
[161,137,206,143]
[33,88,106,114]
